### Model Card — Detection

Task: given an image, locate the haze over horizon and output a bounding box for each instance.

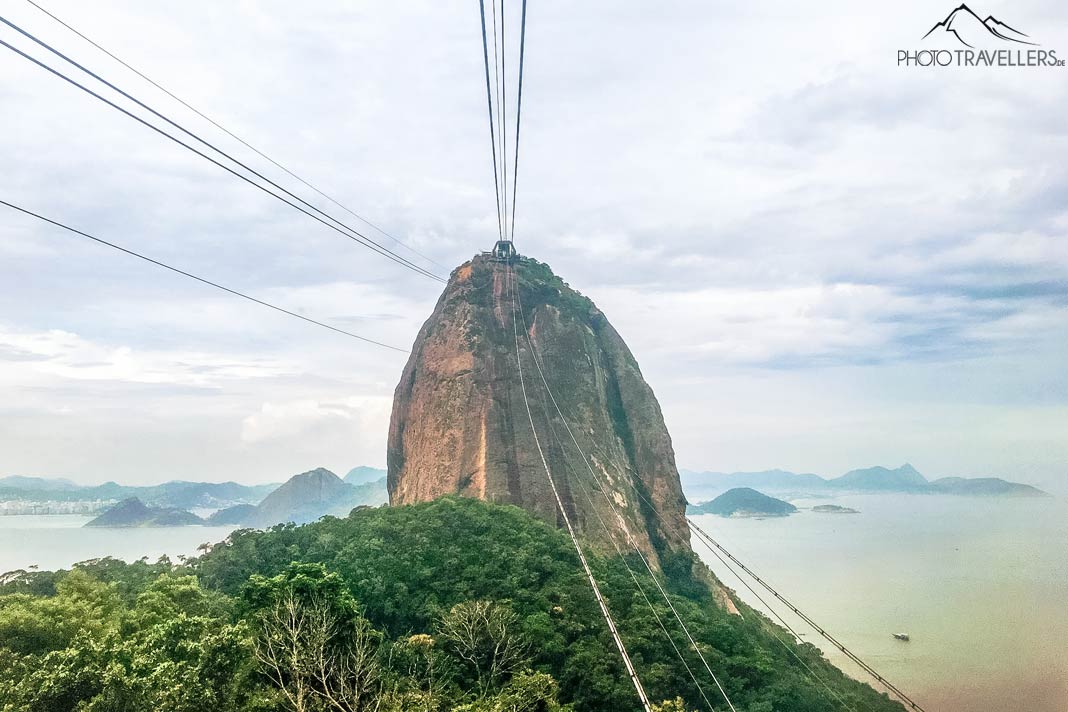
[1,1,1066,493]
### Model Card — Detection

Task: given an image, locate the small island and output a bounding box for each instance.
[811,504,859,514]
[84,497,203,528]
[688,487,798,518]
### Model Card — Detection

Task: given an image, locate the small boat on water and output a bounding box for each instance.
[893,633,910,642]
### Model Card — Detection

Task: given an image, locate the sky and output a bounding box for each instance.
[0,1,1065,492]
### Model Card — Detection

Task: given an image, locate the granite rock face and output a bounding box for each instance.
[388,255,691,569]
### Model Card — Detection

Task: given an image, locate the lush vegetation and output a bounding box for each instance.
[0,497,904,711]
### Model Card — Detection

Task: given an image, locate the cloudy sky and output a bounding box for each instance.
[1,0,1065,492]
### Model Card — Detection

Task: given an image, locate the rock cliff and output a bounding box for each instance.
[388,255,691,570]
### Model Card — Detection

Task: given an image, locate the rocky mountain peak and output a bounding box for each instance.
[387,254,691,569]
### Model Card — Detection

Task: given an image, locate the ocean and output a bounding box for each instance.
[0,515,238,572]
[691,493,1068,712]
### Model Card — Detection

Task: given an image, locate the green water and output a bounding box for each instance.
[692,494,1068,712]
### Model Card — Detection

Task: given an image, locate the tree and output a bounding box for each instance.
[452,671,570,712]
[652,698,692,712]
[437,600,528,697]
[246,563,382,712]
[385,633,453,711]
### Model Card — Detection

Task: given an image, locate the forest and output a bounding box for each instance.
[0,497,905,711]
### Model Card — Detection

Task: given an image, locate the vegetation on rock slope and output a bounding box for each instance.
[0,497,904,711]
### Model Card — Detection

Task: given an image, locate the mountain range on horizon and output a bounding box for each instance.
[2,461,1048,513]
[79,467,389,528]
[0,466,386,503]
[680,463,1050,498]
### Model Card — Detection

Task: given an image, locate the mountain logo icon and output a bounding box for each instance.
[922,4,1038,48]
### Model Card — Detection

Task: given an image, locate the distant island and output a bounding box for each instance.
[85,498,204,527]
[689,488,798,518]
[811,504,859,514]
[680,463,1050,500]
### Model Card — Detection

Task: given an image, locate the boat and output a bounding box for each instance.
[893,633,910,641]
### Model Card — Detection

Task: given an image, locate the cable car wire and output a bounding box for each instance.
[696,539,857,711]
[514,278,738,712]
[0,16,445,284]
[494,0,508,242]
[506,265,653,712]
[0,200,408,353]
[686,519,926,711]
[531,372,718,711]
[0,35,445,285]
[508,294,898,710]
[22,0,449,273]
[477,0,504,242]
[509,0,528,242]
[581,435,909,711]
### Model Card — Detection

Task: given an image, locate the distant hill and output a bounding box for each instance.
[830,464,928,491]
[206,503,258,525]
[85,498,204,528]
[681,469,825,497]
[237,468,388,529]
[689,488,797,517]
[681,464,1048,498]
[0,477,275,509]
[930,477,1050,497]
[345,466,387,486]
[0,475,79,491]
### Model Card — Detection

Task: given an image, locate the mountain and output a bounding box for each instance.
[830,463,929,491]
[0,475,79,491]
[681,464,1047,498]
[0,477,275,509]
[689,488,797,517]
[388,255,690,568]
[147,481,277,509]
[0,469,386,527]
[241,468,386,528]
[681,468,825,497]
[206,503,258,525]
[84,498,203,527]
[344,466,387,485]
[922,4,1036,48]
[930,477,1050,497]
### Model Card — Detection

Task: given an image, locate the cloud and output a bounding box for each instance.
[240,396,392,445]
[591,278,1067,370]
[0,0,1065,488]
[0,324,295,392]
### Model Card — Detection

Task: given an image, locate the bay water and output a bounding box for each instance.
[692,493,1067,712]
